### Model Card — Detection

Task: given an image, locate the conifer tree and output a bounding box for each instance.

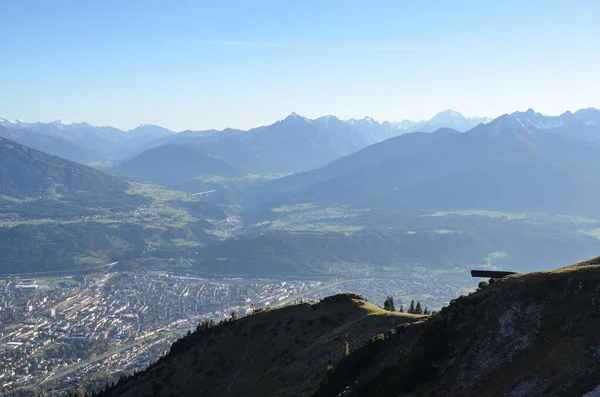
[399,305,404,313]
[342,341,350,357]
[415,302,422,315]
[409,299,415,314]
[383,296,396,311]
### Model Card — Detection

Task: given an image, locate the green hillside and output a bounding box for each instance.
[95,294,422,397]
[0,136,127,197]
[114,144,241,185]
[88,257,600,397]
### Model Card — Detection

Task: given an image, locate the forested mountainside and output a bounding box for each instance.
[112,144,241,184]
[0,136,127,197]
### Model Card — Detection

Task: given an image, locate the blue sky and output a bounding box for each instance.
[1,0,599,131]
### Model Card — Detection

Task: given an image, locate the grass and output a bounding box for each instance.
[484,251,508,266]
[361,300,424,318]
[127,182,192,202]
[0,218,54,227]
[112,293,422,397]
[268,218,363,234]
[127,181,202,228]
[426,210,526,220]
[426,209,522,219]
[427,210,600,227]
[401,229,460,235]
[555,215,600,224]
[63,218,124,225]
[268,220,291,229]
[582,229,600,240]
[314,225,364,233]
[0,194,22,203]
[432,229,458,234]
[271,203,317,213]
[172,239,203,247]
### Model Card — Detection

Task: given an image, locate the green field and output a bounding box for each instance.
[427,210,526,220]
[271,203,316,213]
[0,218,54,227]
[426,210,600,226]
[314,225,364,234]
[582,229,600,240]
[432,229,459,234]
[0,194,22,203]
[127,182,192,202]
[172,239,203,247]
[484,251,509,266]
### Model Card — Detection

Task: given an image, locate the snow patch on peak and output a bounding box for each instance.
[282,112,308,123]
[437,109,463,117]
[431,109,465,121]
[347,116,379,126]
[52,119,72,126]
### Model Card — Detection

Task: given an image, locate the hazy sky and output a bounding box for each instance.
[1,0,599,131]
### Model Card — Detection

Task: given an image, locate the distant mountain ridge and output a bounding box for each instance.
[0,135,127,198]
[0,125,106,164]
[3,108,599,173]
[0,109,488,164]
[112,144,241,184]
[245,107,600,218]
[0,118,179,165]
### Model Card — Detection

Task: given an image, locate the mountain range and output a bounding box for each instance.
[4,109,597,188]
[108,108,600,187]
[0,110,488,168]
[245,107,600,217]
[3,107,600,276]
[0,119,177,164]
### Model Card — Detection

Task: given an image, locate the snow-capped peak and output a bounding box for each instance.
[510,109,568,130]
[347,116,379,126]
[0,118,28,126]
[362,116,377,124]
[284,112,307,122]
[432,109,465,119]
[52,119,72,126]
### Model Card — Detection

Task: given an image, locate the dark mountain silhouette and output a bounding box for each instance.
[113,144,241,184]
[0,125,106,164]
[94,258,600,397]
[0,136,127,197]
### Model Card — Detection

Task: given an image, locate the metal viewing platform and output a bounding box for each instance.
[471,270,518,279]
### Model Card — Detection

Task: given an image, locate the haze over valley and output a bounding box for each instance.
[3,104,600,395]
[3,1,600,396]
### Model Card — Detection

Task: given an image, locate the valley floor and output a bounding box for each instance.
[0,266,475,395]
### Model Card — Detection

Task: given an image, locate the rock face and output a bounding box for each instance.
[315,258,600,397]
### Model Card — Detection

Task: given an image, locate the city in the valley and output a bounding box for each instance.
[0,265,473,393]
